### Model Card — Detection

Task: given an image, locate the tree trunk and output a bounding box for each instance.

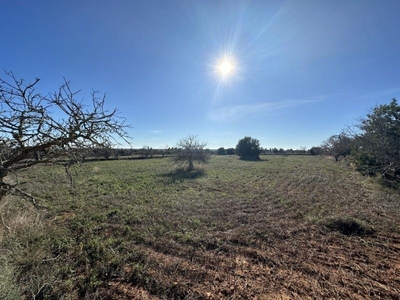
[0,167,7,201]
[0,179,6,202]
[188,160,194,171]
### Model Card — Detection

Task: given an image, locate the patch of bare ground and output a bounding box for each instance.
[107,194,400,299]
[108,238,400,299]
[103,282,159,299]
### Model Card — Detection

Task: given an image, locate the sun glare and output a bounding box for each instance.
[218,59,234,77]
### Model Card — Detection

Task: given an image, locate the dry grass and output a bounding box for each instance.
[0,155,399,299]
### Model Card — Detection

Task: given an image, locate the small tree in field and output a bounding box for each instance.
[217,147,226,155]
[172,135,209,171]
[140,145,153,158]
[0,71,130,202]
[321,132,354,161]
[310,147,323,155]
[235,136,261,160]
[226,148,235,155]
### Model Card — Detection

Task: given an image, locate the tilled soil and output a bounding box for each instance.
[102,196,400,299]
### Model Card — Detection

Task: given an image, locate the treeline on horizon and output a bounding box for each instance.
[96,98,400,181]
[23,98,400,183]
[21,142,316,163]
[63,146,315,161]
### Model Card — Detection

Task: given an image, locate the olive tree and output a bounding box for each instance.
[217,147,226,155]
[0,71,130,202]
[235,136,261,160]
[172,135,209,171]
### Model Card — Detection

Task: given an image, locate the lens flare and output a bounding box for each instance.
[218,59,234,76]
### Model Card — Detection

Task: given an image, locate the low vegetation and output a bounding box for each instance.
[1,155,399,299]
[322,98,400,180]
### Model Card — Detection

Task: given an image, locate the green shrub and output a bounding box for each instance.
[217,147,226,155]
[352,151,380,176]
[354,99,400,176]
[310,147,323,155]
[235,137,261,160]
[226,148,235,155]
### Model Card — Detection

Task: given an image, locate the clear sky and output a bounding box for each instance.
[2,0,400,149]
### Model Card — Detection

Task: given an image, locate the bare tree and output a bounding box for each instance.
[140,145,153,158]
[321,132,354,161]
[161,145,170,158]
[172,135,209,171]
[0,71,130,202]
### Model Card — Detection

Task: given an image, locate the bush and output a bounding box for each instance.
[235,137,261,160]
[352,151,379,176]
[353,98,400,177]
[216,147,226,155]
[310,147,323,155]
[226,148,236,155]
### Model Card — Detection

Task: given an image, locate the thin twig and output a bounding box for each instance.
[1,214,10,232]
[34,282,51,300]
[11,187,47,209]
[42,254,61,263]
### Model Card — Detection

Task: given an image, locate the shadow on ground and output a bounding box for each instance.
[377,176,400,190]
[238,156,268,161]
[324,216,375,236]
[160,168,205,183]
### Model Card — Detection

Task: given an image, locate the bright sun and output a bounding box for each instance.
[218,59,234,76]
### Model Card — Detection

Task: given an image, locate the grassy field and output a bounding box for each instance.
[1,155,400,299]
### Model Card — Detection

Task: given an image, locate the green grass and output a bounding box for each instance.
[1,155,400,298]
[0,256,21,300]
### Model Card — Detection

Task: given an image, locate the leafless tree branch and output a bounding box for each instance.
[172,135,209,171]
[0,71,131,202]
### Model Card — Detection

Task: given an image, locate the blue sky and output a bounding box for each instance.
[2,0,400,149]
